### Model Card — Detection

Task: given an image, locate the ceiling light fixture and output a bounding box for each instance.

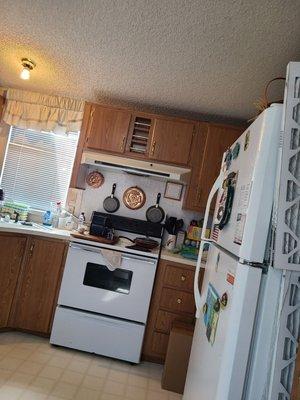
[20,58,36,80]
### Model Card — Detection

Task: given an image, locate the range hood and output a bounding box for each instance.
[81,151,191,182]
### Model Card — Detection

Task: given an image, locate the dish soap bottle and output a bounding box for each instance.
[42,210,52,226]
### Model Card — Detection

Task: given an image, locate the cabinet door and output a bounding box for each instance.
[184,123,243,212]
[86,105,131,154]
[0,234,26,328]
[150,119,195,165]
[11,237,67,334]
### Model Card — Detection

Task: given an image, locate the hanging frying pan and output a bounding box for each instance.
[103,183,120,213]
[146,193,165,223]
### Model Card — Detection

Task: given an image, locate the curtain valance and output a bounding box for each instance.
[3,89,85,134]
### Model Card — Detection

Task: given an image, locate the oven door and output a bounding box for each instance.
[58,243,157,323]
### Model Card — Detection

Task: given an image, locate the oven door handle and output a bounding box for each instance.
[70,243,157,264]
[70,244,102,254]
[121,255,157,264]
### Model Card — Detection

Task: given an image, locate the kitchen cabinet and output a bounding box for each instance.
[126,114,154,158]
[10,236,68,334]
[150,119,195,165]
[70,101,243,190]
[143,259,203,363]
[0,233,27,328]
[183,122,243,213]
[85,104,131,153]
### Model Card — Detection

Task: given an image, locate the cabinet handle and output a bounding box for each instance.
[150,140,156,156]
[181,275,186,282]
[120,136,126,151]
[29,242,35,257]
[177,298,182,304]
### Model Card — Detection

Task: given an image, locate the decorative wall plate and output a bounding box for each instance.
[123,186,146,210]
[86,171,104,188]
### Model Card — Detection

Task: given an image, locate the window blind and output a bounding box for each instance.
[0,126,78,210]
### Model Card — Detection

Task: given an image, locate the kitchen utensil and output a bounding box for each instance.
[123,186,146,210]
[103,183,120,213]
[71,232,118,245]
[165,217,184,235]
[119,235,159,250]
[146,193,165,223]
[86,170,104,188]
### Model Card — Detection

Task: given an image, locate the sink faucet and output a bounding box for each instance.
[14,212,20,223]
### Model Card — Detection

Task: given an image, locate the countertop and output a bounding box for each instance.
[0,221,71,240]
[0,222,204,267]
[160,248,198,267]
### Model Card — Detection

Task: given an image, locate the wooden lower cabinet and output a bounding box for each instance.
[10,236,68,334]
[142,259,201,363]
[0,233,27,328]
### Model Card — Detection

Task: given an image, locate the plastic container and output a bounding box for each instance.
[42,210,53,226]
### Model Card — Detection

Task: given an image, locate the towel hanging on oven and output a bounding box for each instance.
[100,249,122,271]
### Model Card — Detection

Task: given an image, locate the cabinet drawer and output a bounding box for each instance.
[155,309,194,334]
[164,264,194,292]
[160,288,195,314]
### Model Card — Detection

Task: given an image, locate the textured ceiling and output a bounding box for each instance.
[0,0,299,123]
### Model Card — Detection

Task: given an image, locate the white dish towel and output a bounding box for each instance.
[100,249,122,271]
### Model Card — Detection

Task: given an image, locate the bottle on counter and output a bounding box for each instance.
[51,201,62,228]
[42,210,53,226]
[77,212,86,233]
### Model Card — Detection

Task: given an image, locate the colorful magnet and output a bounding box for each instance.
[224,149,232,169]
[244,131,250,151]
[221,293,228,309]
[232,142,240,159]
[214,299,221,312]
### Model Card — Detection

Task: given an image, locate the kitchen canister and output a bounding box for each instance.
[166,234,176,250]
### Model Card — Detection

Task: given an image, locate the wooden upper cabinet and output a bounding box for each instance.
[126,115,154,158]
[184,123,243,213]
[85,104,131,154]
[150,119,195,165]
[0,233,27,328]
[11,236,67,334]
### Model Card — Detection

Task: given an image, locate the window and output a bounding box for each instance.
[0,126,78,210]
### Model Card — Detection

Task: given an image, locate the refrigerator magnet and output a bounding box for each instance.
[232,142,240,159]
[226,272,235,286]
[244,130,250,150]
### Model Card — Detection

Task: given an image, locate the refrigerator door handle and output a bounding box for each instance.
[194,173,224,318]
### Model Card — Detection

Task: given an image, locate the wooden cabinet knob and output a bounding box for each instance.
[177,298,182,304]
[181,275,186,282]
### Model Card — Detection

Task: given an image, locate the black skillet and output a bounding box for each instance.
[146,193,165,223]
[103,183,120,213]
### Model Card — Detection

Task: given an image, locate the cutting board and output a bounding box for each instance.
[71,232,119,245]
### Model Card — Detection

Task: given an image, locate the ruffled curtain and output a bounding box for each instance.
[3,89,85,134]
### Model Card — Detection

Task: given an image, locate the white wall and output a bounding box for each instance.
[80,166,201,229]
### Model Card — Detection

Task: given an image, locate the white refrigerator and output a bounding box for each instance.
[183,103,284,400]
